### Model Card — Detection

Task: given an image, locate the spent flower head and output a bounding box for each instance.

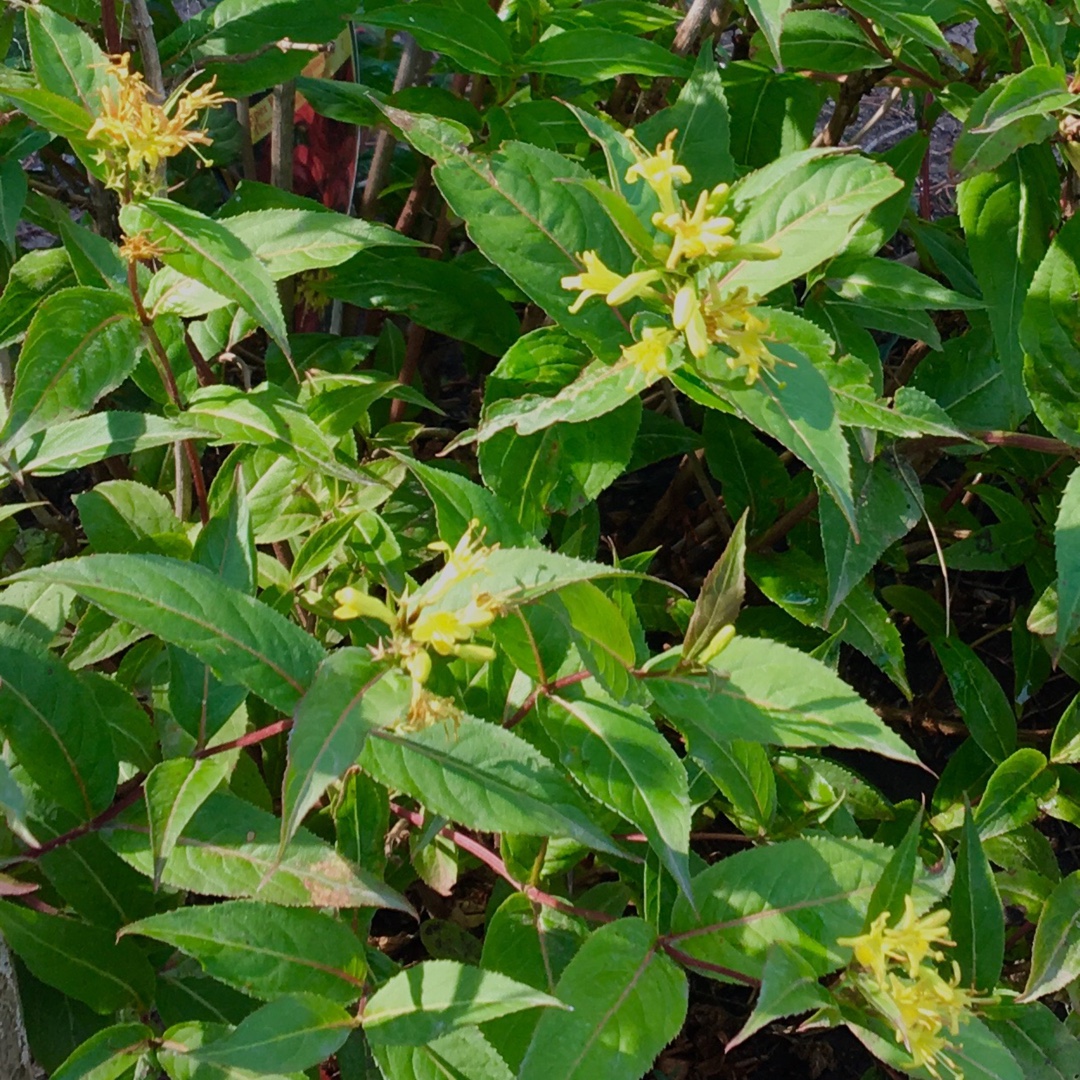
[87,53,227,197]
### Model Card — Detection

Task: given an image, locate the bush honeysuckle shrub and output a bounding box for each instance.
[6,2,1080,1079]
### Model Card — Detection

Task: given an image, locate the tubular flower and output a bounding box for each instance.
[409,599,498,657]
[87,53,227,196]
[622,326,678,380]
[561,251,659,314]
[840,900,990,1080]
[701,287,776,384]
[625,129,691,216]
[655,188,736,269]
[672,284,710,359]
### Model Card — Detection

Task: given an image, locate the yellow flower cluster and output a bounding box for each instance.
[332,523,502,730]
[87,53,227,197]
[560,129,781,386]
[839,897,983,1079]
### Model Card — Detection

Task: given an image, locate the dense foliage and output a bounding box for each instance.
[3,0,1080,1077]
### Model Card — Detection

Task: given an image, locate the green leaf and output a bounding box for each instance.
[825,254,985,311]
[954,67,1077,179]
[402,457,537,549]
[478,328,640,532]
[523,30,690,81]
[74,479,182,555]
[635,47,735,196]
[428,136,630,359]
[119,199,290,359]
[123,900,366,1004]
[321,252,520,355]
[931,637,1016,763]
[747,0,793,66]
[0,158,26,257]
[360,717,622,856]
[669,835,911,979]
[983,1001,1080,1079]
[11,411,203,477]
[221,209,421,280]
[373,1028,515,1080]
[954,804,1005,991]
[696,738,776,835]
[106,791,412,912]
[1022,204,1080,446]
[819,455,921,619]
[0,287,143,449]
[726,943,831,1051]
[714,344,854,529]
[1020,871,1080,1001]
[864,808,922,929]
[0,83,101,176]
[0,624,117,819]
[974,749,1055,840]
[13,554,325,713]
[844,0,950,51]
[479,354,660,438]
[364,960,564,1046]
[145,755,235,889]
[719,152,903,298]
[1002,0,1066,67]
[50,1022,154,1080]
[650,634,920,765]
[682,511,747,663]
[1055,465,1080,659]
[958,145,1058,424]
[157,1021,305,1080]
[187,993,352,1074]
[0,247,75,349]
[281,651,410,850]
[25,4,106,111]
[0,900,155,1014]
[777,10,888,73]
[1050,693,1080,764]
[518,918,687,1080]
[185,383,370,486]
[361,3,513,75]
[543,687,693,899]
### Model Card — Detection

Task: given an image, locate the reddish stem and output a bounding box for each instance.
[101,0,120,53]
[659,942,760,987]
[505,670,592,729]
[389,802,615,924]
[194,718,293,759]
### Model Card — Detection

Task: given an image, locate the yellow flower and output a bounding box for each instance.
[622,326,678,380]
[888,896,955,978]
[561,252,659,314]
[883,966,974,1078]
[625,130,691,216]
[655,188,736,269]
[840,898,955,987]
[410,601,497,656]
[698,287,775,384]
[87,53,227,196]
[418,522,497,608]
[672,284,710,359]
[839,910,891,988]
[333,587,395,625]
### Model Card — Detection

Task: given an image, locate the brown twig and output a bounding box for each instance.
[749,492,819,553]
[127,0,164,98]
[101,0,120,54]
